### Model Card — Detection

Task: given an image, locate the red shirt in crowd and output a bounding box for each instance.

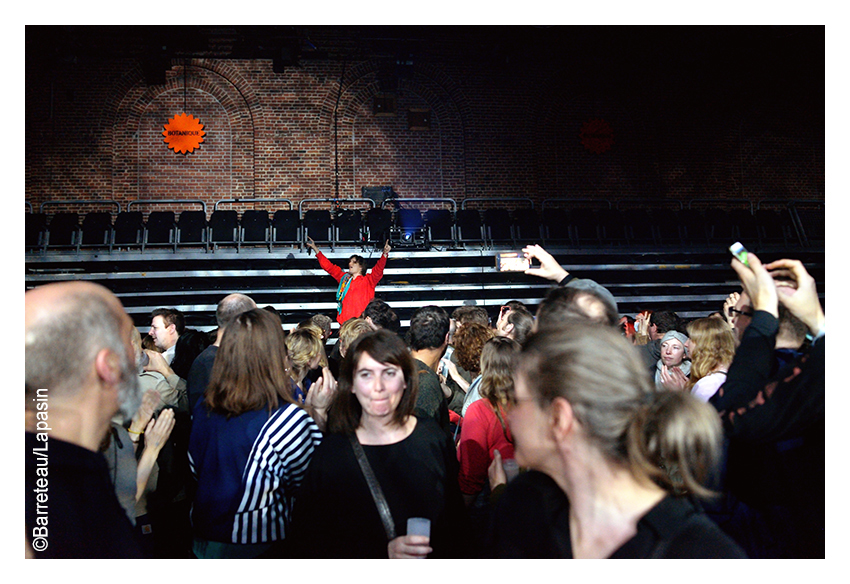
[456,399,515,496]
[316,251,387,324]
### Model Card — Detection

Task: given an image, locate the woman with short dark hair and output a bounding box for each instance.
[290,329,467,558]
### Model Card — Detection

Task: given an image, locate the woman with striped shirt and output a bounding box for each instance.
[188,308,335,558]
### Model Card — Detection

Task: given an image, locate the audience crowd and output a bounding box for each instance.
[25,243,824,559]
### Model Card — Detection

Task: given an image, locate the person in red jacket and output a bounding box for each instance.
[306,236,391,325]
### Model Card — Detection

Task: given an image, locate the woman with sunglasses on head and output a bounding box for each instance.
[486,319,745,558]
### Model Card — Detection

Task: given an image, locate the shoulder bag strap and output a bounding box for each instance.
[348,433,397,541]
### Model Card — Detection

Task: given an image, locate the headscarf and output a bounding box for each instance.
[655,330,691,385]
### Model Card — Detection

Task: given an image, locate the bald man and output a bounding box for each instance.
[26,281,145,558]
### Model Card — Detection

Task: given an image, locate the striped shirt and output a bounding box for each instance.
[189,402,323,544]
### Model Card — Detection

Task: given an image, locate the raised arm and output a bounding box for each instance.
[522,244,569,283]
[711,252,779,412]
[367,240,391,285]
[764,258,824,336]
[306,236,320,255]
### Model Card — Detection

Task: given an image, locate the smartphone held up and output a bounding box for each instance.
[496,251,531,272]
[729,242,750,268]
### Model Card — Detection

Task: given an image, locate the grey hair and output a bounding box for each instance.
[519,320,722,498]
[26,290,140,419]
[216,293,257,328]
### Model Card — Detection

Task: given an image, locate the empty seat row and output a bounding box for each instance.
[25,203,820,253]
[538,206,809,249]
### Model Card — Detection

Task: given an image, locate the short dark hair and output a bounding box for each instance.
[451,305,490,327]
[778,304,808,346]
[649,311,681,335]
[310,314,333,337]
[151,307,185,335]
[329,329,418,434]
[407,305,450,351]
[170,329,212,380]
[361,299,400,333]
[349,254,366,273]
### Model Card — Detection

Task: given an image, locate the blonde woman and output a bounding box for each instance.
[685,317,736,402]
[285,325,328,403]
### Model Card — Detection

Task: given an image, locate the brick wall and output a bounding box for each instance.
[25,27,824,219]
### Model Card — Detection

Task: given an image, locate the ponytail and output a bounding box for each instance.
[626,391,722,499]
[520,321,723,501]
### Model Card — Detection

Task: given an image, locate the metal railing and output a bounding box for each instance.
[461,197,533,210]
[213,198,294,212]
[40,199,122,214]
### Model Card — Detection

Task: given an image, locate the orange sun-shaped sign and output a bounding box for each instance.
[579,118,614,154]
[162,113,206,154]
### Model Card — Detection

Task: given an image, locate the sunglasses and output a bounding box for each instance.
[728,307,754,317]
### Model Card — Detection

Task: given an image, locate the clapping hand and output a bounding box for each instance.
[129,389,163,436]
[659,364,689,392]
[305,367,338,411]
[144,349,174,378]
[144,407,175,453]
[305,367,338,430]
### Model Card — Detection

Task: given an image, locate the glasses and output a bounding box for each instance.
[505,394,538,411]
[728,307,754,317]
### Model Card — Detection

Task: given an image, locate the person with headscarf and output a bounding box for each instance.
[655,330,691,390]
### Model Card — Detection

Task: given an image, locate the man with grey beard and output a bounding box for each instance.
[25,281,145,558]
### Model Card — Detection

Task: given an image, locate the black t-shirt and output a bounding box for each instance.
[486,470,746,558]
[290,417,468,558]
[186,344,217,413]
[25,432,145,558]
[412,359,451,436]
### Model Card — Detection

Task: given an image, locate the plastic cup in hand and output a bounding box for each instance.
[407,517,431,538]
[503,459,520,482]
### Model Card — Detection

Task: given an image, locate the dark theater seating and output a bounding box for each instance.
[334,209,363,245]
[113,212,145,248]
[209,210,239,250]
[46,212,80,249]
[144,211,176,250]
[272,210,301,248]
[176,210,208,250]
[302,210,333,247]
[365,208,393,245]
[424,209,455,247]
[241,210,271,249]
[80,212,113,249]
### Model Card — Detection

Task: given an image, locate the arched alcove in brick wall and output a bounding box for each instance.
[531,87,654,205]
[322,60,467,204]
[109,59,259,215]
